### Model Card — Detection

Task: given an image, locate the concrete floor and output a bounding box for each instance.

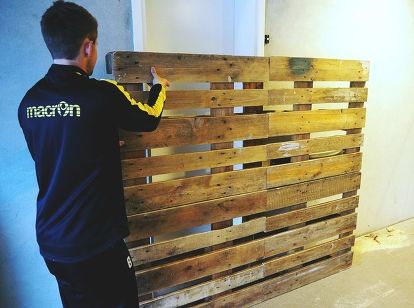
[255,218,414,308]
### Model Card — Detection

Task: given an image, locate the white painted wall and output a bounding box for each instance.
[265,0,414,235]
[144,0,235,54]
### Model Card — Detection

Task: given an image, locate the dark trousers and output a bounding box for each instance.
[44,240,139,308]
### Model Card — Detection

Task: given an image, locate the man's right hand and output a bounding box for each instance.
[151,67,170,88]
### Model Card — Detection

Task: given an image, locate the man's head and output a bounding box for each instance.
[41,1,98,74]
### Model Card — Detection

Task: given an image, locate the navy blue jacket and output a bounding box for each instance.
[18,64,165,262]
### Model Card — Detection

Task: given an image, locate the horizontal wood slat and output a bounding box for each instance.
[141,236,354,307]
[120,114,268,150]
[269,108,366,136]
[129,89,268,109]
[122,145,266,179]
[137,237,265,294]
[127,87,367,110]
[127,191,267,241]
[266,134,363,159]
[136,213,356,294]
[130,218,266,265]
[125,160,360,217]
[122,134,363,179]
[269,87,368,104]
[124,167,266,215]
[195,252,353,307]
[267,172,361,210]
[121,110,365,152]
[109,52,269,83]
[264,213,356,257]
[270,56,369,81]
[266,195,359,231]
[267,152,362,188]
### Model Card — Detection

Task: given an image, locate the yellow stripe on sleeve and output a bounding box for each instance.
[102,79,165,117]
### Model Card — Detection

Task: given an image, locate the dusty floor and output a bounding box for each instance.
[255,218,414,308]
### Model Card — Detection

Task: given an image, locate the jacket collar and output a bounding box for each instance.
[47,64,89,78]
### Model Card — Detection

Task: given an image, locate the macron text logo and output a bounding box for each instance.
[27,101,81,118]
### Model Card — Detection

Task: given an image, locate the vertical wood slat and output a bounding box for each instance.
[242,82,266,227]
[285,81,313,261]
[210,82,234,285]
[123,83,154,302]
[340,81,366,239]
[241,83,268,259]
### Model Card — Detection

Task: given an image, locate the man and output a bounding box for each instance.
[18,1,169,307]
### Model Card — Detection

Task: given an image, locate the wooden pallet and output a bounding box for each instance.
[106,52,369,307]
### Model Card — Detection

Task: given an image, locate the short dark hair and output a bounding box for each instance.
[41,1,98,59]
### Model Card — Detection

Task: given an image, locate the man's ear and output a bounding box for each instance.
[83,39,94,58]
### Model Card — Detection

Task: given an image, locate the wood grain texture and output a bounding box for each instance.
[122,145,266,179]
[270,56,369,81]
[110,51,269,83]
[136,213,355,295]
[129,89,268,109]
[267,152,362,188]
[136,238,265,294]
[264,236,354,276]
[124,167,266,215]
[266,134,363,160]
[140,236,353,307]
[339,81,367,241]
[269,87,368,105]
[268,108,366,137]
[267,172,361,210]
[266,196,359,231]
[194,251,353,307]
[264,213,357,257]
[120,114,268,150]
[127,191,267,241]
[130,218,266,265]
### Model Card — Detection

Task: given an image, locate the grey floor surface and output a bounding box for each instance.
[255,218,414,308]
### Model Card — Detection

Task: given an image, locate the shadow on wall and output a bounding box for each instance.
[0,217,18,306]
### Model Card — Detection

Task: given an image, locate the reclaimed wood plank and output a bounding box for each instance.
[266,134,363,160]
[110,51,269,83]
[268,108,366,137]
[127,191,267,241]
[262,252,353,301]
[120,114,268,150]
[267,172,361,210]
[208,82,235,286]
[128,89,268,109]
[270,56,369,81]
[281,80,313,259]
[266,196,359,231]
[267,152,362,188]
[241,82,268,239]
[136,238,266,294]
[135,214,355,294]
[339,81,366,241]
[264,213,357,257]
[124,167,266,215]
[140,236,353,307]
[130,218,266,265]
[122,145,266,179]
[264,235,354,276]
[268,87,368,105]
[140,265,264,308]
[195,251,353,307]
